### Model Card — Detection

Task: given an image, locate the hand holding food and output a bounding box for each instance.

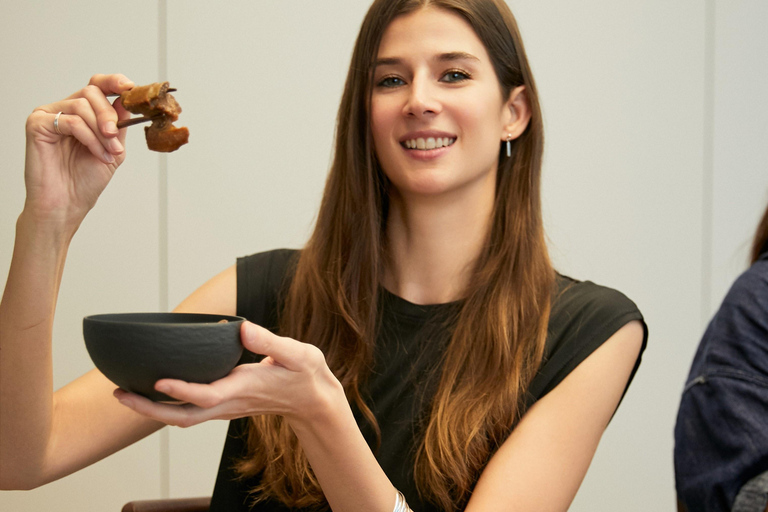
[23,74,133,228]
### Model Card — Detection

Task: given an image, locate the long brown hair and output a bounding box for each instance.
[236,1,554,510]
[751,201,768,264]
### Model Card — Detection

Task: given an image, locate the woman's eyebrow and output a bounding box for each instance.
[374,52,481,69]
[436,51,480,63]
[374,57,402,68]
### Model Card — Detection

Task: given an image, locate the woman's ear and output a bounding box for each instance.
[501,85,532,142]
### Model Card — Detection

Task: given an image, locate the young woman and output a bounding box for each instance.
[675,203,768,512]
[0,1,647,511]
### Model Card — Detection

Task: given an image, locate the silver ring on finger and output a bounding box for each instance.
[53,111,63,135]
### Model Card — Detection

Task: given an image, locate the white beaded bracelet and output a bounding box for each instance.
[393,490,413,512]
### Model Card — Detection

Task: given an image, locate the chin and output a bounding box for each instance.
[389,176,461,199]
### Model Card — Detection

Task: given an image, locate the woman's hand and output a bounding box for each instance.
[113,322,345,429]
[23,73,134,230]
[117,321,398,512]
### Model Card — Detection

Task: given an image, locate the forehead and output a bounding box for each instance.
[377,7,489,61]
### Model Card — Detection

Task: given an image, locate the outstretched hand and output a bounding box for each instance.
[114,322,344,429]
[24,74,134,229]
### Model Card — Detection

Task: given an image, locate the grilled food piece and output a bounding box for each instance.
[120,82,189,152]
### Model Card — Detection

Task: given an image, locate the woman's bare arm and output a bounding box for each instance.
[1,74,133,489]
[465,320,645,511]
[0,247,237,490]
[0,212,164,489]
[0,71,237,490]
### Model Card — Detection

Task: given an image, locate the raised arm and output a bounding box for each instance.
[0,74,158,489]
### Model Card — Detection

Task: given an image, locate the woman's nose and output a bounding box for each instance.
[403,78,441,118]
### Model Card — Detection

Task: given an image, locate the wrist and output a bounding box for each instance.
[285,374,397,512]
[17,207,81,246]
[287,369,349,438]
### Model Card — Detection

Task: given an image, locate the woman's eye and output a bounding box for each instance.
[440,70,471,83]
[377,76,406,88]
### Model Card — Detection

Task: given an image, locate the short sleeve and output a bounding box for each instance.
[526,275,647,404]
[235,248,298,364]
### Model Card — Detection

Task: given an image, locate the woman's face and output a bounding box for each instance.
[371,7,510,202]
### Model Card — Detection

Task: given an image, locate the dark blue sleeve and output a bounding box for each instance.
[675,261,768,512]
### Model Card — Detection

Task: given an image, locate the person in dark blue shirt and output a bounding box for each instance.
[676,201,768,512]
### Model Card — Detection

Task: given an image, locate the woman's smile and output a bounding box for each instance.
[401,137,456,151]
[399,130,457,160]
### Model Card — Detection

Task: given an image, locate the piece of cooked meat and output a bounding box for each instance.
[120,82,189,153]
[145,125,189,153]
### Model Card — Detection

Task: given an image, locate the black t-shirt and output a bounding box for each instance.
[209,249,647,512]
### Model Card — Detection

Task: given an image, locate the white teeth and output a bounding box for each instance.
[403,137,456,150]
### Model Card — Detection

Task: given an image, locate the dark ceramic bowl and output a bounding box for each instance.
[83,312,245,401]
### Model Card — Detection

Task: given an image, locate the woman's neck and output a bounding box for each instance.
[382,186,494,305]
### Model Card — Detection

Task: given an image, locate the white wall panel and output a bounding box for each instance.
[0,1,164,511]
[510,2,705,510]
[710,2,768,314]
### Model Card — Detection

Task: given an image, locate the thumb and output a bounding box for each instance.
[240,321,264,352]
[238,321,306,371]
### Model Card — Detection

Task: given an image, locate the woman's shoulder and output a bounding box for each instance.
[526,273,647,403]
[237,248,300,270]
[236,248,300,329]
[550,273,643,331]
[237,248,300,288]
[697,259,768,370]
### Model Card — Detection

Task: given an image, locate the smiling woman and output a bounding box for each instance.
[0,1,646,512]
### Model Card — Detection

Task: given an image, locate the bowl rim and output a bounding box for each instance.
[83,312,246,326]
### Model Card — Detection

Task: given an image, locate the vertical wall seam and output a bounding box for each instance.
[158,0,170,501]
[158,7,169,317]
[702,0,716,327]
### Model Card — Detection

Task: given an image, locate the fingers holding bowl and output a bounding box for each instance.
[93,316,309,428]
[112,349,334,428]
[240,321,325,373]
[115,376,250,428]
[114,388,211,428]
[154,379,229,410]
